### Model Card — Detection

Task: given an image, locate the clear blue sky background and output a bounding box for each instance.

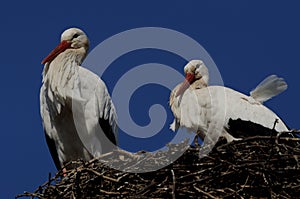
[1,1,299,198]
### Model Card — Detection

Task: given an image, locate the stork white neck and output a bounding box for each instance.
[43,45,87,76]
[47,48,87,100]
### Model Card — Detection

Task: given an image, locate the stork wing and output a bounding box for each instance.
[250,75,287,103]
[78,67,118,150]
[222,86,289,132]
[40,85,61,170]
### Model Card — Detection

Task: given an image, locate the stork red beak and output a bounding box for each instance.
[175,73,195,97]
[41,40,72,64]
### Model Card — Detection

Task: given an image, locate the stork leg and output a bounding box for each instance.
[62,168,67,176]
[194,130,206,146]
[193,134,200,147]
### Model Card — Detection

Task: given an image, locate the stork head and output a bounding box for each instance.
[176,60,209,97]
[41,28,90,64]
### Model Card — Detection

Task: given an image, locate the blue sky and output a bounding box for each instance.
[1,1,300,198]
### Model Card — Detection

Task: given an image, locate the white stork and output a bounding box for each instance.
[169,60,288,142]
[40,28,117,170]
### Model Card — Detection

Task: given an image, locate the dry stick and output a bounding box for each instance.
[268,119,279,161]
[71,191,75,199]
[93,151,114,160]
[85,168,119,182]
[157,176,169,187]
[15,192,47,199]
[47,173,51,187]
[193,185,215,199]
[236,175,250,193]
[184,170,236,186]
[178,164,222,180]
[171,169,176,199]
[136,179,157,195]
[236,135,300,142]
[99,189,127,195]
[74,170,81,198]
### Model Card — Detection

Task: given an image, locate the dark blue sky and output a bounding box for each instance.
[1,1,299,198]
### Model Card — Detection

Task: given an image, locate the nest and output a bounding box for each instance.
[17,130,300,198]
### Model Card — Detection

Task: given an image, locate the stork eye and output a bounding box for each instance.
[72,33,79,39]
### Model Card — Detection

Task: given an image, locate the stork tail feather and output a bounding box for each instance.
[250,75,287,103]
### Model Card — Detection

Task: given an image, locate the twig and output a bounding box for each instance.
[136,179,157,195]
[99,189,128,195]
[15,192,46,199]
[171,169,176,199]
[272,119,279,130]
[193,185,215,198]
[85,168,119,182]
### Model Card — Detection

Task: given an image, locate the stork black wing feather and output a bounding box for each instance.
[99,118,117,145]
[228,118,276,137]
[44,132,61,170]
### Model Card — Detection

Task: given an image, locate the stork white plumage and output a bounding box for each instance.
[40,28,117,170]
[170,60,288,142]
